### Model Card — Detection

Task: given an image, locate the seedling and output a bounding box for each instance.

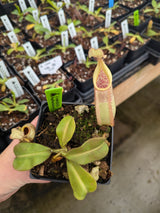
[144,0,160,18]
[100,21,120,36]
[76,3,105,21]
[43,79,64,90]
[44,0,64,13]
[44,25,68,40]
[125,33,145,44]
[49,43,76,54]
[0,91,29,114]
[16,48,49,63]
[11,4,34,22]
[13,114,109,200]
[145,20,160,37]
[101,36,121,54]
[7,43,24,55]
[0,77,7,92]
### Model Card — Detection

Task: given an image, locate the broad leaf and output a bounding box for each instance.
[2,98,13,105]
[0,104,8,111]
[17,99,29,104]
[65,137,109,165]
[59,25,68,32]
[56,116,75,148]
[25,14,36,23]
[67,160,97,200]
[14,105,28,114]
[7,48,14,55]
[13,142,51,171]
[14,28,21,34]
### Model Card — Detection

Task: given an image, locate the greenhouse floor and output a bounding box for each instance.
[1,76,160,213]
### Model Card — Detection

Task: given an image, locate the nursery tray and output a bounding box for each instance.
[30,102,114,185]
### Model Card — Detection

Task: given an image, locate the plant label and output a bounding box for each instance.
[134,10,139,26]
[7,31,19,44]
[45,87,62,112]
[75,45,86,63]
[6,77,24,98]
[28,0,37,9]
[58,9,66,26]
[23,66,40,86]
[121,19,129,39]
[32,9,40,23]
[109,0,114,8]
[0,15,14,31]
[57,2,63,7]
[23,42,36,57]
[18,0,27,12]
[38,56,63,75]
[40,15,51,32]
[90,37,99,49]
[64,0,70,8]
[89,0,95,12]
[105,9,112,28]
[61,31,69,47]
[68,22,77,38]
[0,60,10,78]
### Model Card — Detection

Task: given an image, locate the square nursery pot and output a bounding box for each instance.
[30,102,114,185]
[142,3,160,26]
[63,61,96,93]
[128,14,151,33]
[0,86,40,136]
[26,71,82,104]
[124,35,150,63]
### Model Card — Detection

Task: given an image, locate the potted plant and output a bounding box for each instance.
[119,0,147,11]
[11,48,115,200]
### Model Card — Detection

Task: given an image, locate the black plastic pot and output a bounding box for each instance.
[108,50,128,74]
[30,101,114,185]
[77,87,94,104]
[0,86,40,136]
[128,16,151,33]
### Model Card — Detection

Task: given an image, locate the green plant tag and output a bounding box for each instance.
[134,10,139,26]
[45,87,62,112]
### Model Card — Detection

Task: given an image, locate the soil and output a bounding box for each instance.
[0,31,24,47]
[119,0,146,9]
[124,36,149,51]
[50,48,76,64]
[1,49,53,80]
[72,32,103,51]
[103,47,128,65]
[29,34,61,49]
[65,62,96,82]
[0,90,38,131]
[33,71,75,101]
[101,5,128,19]
[142,5,160,19]
[31,104,112,183]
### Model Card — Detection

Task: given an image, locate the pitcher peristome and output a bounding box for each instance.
[89,48,116,126]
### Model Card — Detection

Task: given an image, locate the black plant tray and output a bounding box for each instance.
[77,87,94,104]
[108,50,128,74]
[125,40,149,63]
[113,51,149,87]
[145,39,160,65]
[0,86,40,136]
[30,101,114,185]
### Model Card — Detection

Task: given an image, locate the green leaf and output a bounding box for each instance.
[59,25,68,32]
[17,99,29,104]
[67,160,97,200]
[14,28,21,34]
[0,104,8,111]
[13,104,28,113]
[7,48,14,55]
[13,142,52,171]
[65,137,109,165]
[2,98,13,105]
[25,14,36,23]
[152,0,157,8]
[56,116,75,148]
[103,36,109,45]
[17,46,25,52]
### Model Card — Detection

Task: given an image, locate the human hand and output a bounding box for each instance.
[0,116,50,203]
